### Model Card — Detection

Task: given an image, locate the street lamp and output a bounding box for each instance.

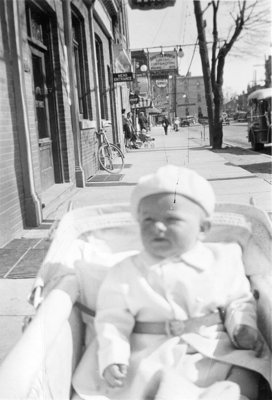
[178,47,184,58]
[140,64,148,72]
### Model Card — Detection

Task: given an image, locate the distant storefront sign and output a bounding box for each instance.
[128,0,176,9]
[150,72,170,79]
[113,72,133,83]
[129,93,139,105]
[149,51,177,73]
[135,76,149,95]
[155,79,168,88]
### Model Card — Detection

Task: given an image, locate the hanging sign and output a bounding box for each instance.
[131,97,152,109]
[129,93,139,105]
[155,79,168,88]
[149,52,177,73]
[128,0,176,9]
[113,72,133,83]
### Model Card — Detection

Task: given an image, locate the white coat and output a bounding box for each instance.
[72,242,271,400]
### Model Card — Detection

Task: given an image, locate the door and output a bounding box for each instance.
[32,49,55,191]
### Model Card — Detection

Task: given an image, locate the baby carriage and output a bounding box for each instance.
[0,202,271,399]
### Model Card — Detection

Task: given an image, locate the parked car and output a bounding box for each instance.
[198,116,209,125]
[180,116,195,126]
[247,88,272,150]
[237,111,248,122]
[180,118,190,127]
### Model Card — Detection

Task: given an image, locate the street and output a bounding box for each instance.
[222,122,272,185]
[177,123,272,185]
[223,122,272,156]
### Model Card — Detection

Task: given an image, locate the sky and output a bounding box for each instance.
[126,0,271,96]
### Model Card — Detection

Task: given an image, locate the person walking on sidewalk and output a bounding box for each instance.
[127,112,139,149]
[122,109,133,148]
[138,111,148,133]
[162,115,170,135]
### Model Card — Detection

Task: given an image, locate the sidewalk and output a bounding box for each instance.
[0,124,271,361]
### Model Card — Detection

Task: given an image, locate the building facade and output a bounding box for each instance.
[176,75,207,119]
[0,0,131,246]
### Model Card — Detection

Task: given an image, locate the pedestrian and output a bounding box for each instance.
[138,111,148,133]
[121,108,126,129]
[127,112,139,149]
[162,115,170,135]
[122,109,133,148]
[73,165,269,400]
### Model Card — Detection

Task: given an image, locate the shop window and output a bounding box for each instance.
[72,9,90,119]
[95,35,107,119]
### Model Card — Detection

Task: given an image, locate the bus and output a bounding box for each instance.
[247,88,272,150]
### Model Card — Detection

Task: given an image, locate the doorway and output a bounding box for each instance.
[27,3,62,191]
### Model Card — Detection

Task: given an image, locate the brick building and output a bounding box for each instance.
[176,75,206,118]
[0,0,131,246]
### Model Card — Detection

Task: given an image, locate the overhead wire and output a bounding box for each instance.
[150,7,171,45]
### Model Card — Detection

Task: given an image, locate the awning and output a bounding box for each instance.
[146,106,162,115]
[248,88,272,101]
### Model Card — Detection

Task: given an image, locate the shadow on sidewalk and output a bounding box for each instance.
[0,238,50,279]
[212,147,261,156]
[86,182,136,187]
[239,162,272,176]
[208,175,257,182]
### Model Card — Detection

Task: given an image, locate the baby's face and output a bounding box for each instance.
[138,193,207,259]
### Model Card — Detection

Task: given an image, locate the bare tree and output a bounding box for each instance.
[193,0,270,149]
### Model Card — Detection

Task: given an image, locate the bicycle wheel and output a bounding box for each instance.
[98,144,124,174]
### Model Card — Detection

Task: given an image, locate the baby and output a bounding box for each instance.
[73,165,269,400]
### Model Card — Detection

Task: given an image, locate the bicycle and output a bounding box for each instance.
[96,128,125,174]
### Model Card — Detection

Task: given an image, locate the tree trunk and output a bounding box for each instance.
[212,49,226,148]
[193,1,215,146]
[212,83,223,148]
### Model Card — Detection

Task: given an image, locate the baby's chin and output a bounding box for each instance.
[145,245,181,260]
[145,241,196,260]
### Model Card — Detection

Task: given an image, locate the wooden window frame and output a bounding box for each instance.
[72,9,89,119]
[95,35,107,120]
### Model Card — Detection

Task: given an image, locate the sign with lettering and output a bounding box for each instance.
[149,52,177,73]
[113,72,134,83]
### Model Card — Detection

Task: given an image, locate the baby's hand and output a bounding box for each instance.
[103,364,128,388]
[233,324,264,357]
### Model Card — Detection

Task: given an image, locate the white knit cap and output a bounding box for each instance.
[131,165,215,218]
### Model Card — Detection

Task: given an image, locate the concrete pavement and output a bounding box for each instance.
[0,124,271,361]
